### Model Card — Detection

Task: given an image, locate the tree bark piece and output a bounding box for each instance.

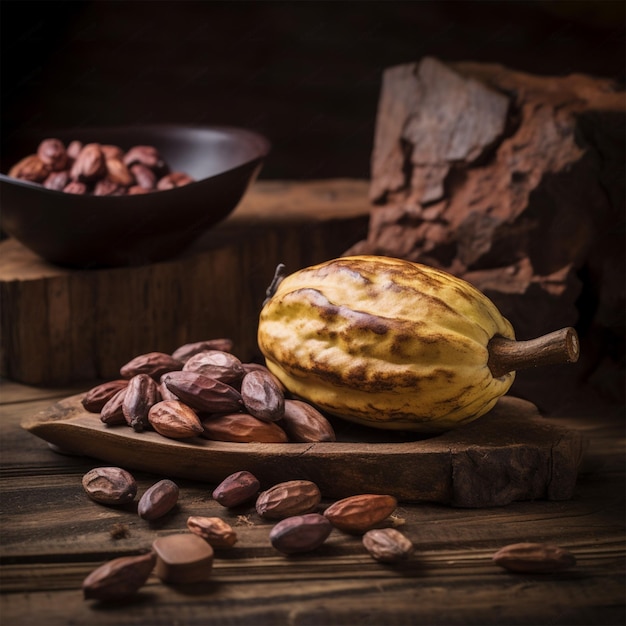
[349,57,625,408]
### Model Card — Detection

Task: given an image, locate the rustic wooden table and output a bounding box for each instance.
[1,378,624,626]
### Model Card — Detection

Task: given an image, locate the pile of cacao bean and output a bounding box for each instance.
[81,464,578,601]
[7,138,194,196]
[81,338,336,444]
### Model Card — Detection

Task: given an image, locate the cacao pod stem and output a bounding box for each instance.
[487,327,580,379]
[263,263,287,306]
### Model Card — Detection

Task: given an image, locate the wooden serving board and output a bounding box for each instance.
[21,393,585,508]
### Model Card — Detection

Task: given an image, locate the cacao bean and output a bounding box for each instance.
[212,470,260,507]
[241,362,287,392]
[130,163,157,189]
[122,373,160,432]
[492,542,577,573]
[362,528,414,563]
[171,338,234,362]
[63,181,88,194]
[183,350,245,386]
[269,513,332,554]
[82,379,129,413]
[256,480,321,520]
[123,145,167,173]
[162,371,243,414]
[323,494,398,534]
[147,400,204,439]
[37,138,68,171]
[82,467,137,505]
[93,179,123,196]
[43,170,70,191]
[137,479,179,520]
[120,351,183,380]
[157,172,194,190]
[201,412,288,443]
[186,516,238,548]
[152,533,214,584]
[70,143,106,182]
[158,378,180,401]
[9,154,49,182]
[105,157,134,186]
[100,144,124,160]
[128,185,149,195]
[82,552,156,601]
[100,387,128,426]
[66,140,82,160]
[240,369,285,422]
[280,399,336,442]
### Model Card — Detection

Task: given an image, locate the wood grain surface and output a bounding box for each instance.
[1,379,624,625]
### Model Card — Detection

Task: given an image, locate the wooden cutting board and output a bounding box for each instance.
[21,393,585,508]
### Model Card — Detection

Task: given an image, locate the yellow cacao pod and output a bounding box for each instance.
[258,255,516,433]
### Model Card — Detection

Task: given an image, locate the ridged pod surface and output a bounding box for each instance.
[258,255,516,432]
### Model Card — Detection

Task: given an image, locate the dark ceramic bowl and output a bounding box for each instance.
[0,125,270,268]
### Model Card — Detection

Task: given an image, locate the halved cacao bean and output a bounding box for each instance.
[152,533,213,584]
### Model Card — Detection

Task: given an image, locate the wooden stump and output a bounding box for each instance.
[0,180,370,385]
[347,57,625,409]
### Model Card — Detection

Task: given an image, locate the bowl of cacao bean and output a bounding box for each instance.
[0,125,270,268]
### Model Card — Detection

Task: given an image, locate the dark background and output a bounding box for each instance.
[2,1,624,180]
